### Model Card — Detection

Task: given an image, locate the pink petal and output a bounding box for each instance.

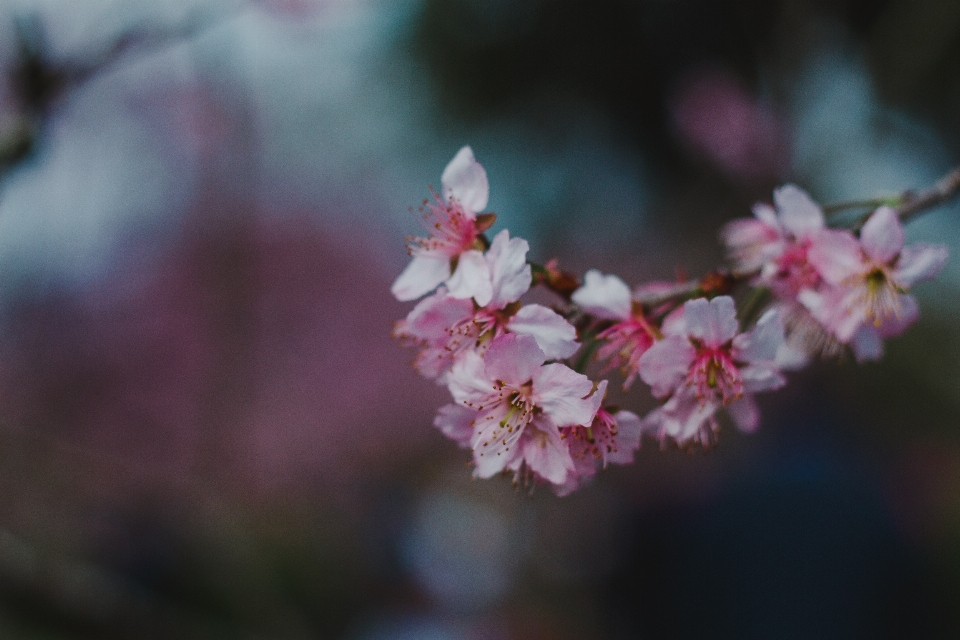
[532,363,596,427]
[484,334,545,386]
[605,410,643,465]
[638,335,696,398]
[895,243,949,287]
[446,250,493,306]
[659,304,687,337]
[850,325,883,362]
[732,308,784,364]
[740,363,786,393]
[446,350,494,406]
[570,270,632,320]
[414,346,454,380]
[720,218,783,273]
[860,207,904,264]
[552,473,586,497]
[775,341,811,371]
[773,184,824,238]
[520,416,575,486]
[799,284,866,343]
[441,145,489,215]
[684,296,739,347]
[643,387,719,446]
[485,230,532,309]
[470,408,524,478]
[726,394,760,433]
[752,202,780,228]
[434,403,476,448]
[507,304,579,359]
[404,288,475,340]
[391,254,451,301]
[807,229,866,285]
[877,293,919,339]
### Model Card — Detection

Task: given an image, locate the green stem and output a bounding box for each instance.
[823,196,903,217]
[737,286,771,329]
[571,335,601,374]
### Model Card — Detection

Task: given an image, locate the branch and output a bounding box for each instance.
[896,166,960,222]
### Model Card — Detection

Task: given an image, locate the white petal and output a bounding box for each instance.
[446,250,493,306]
[860,206,903,264]
[895,243,949,287]
[773,184,824,238]
[570,270,632,320]
[532,364,596,427]
[391,255,450,301]
[638,335,696,398]
[485,230,531,309]
[507,304,579,359]
[441,145,489,214]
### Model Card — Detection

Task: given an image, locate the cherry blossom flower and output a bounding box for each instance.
[799,206,948,360]
[638,296,785,445]
[722,185,840,368]
[554,380,645,494]
[395,230,578,380]
[571,270,659,388]
[722,184,824,291]
[444,334,601,488]
[391,146,497,303]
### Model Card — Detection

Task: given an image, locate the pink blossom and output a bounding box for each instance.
[800,206,948,358]
[558,380,644,492]
[670,68,789,182]
[638,296,785,444]
[722,184,825,293]
[722,185,839,367]
[571,270,658,388]
[396,231,578,379]
[444,334,600,487]
[391,146,496,303]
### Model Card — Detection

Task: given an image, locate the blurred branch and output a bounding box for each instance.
[837,167,960,231]
[0,4,244,180]
[896,166,960,222]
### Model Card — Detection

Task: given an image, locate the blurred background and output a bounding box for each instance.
[0,0,959,637]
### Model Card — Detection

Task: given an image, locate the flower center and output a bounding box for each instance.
[864,267,902,326]
[408,193,479,258]
[688,346,743,404]
[493,382,535,435]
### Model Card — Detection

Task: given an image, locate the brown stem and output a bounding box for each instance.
[896,166,960,221]
[847,166,960,231]
[634,271,737,308]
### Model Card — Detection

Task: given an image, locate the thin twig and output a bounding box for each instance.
[896,166,960,221]
[822,197,902,216]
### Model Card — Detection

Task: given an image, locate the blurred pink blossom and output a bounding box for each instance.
[670,67,789,181]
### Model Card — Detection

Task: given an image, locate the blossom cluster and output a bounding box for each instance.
[393,146,949,494]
